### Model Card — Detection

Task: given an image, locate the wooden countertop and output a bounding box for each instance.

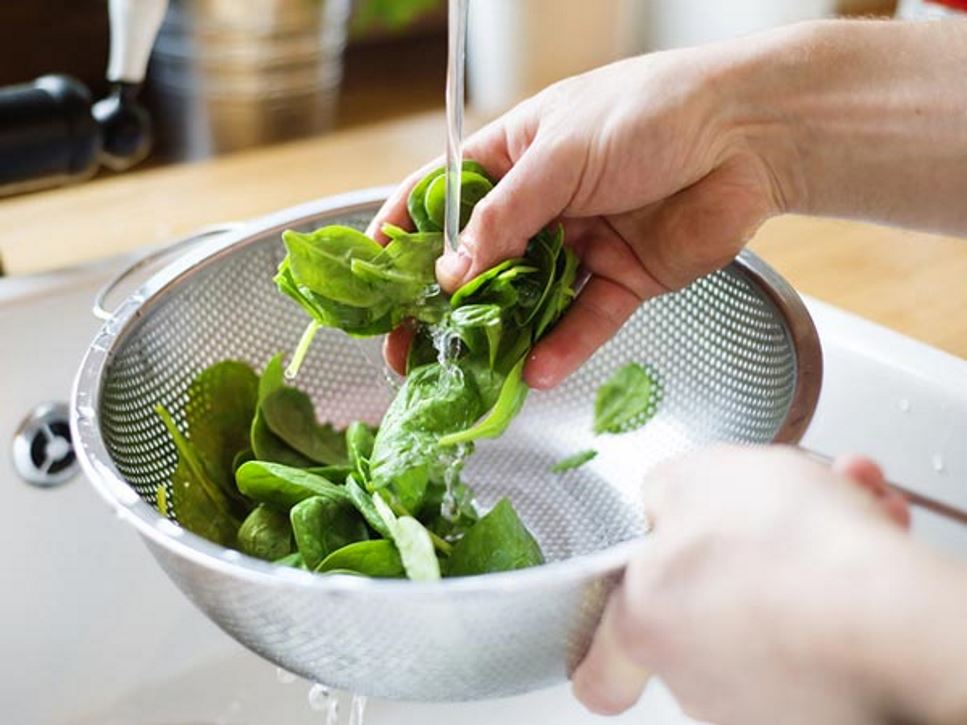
[1,112,966,360]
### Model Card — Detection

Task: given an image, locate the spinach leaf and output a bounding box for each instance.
[550,449,598,473]
[315,539,405,578]
[275,260,396,337]
[344,474,391,537]
[261,387,348,466]
[369,361,486,512]
[424,170,494,230]
[155,404,239,546]
[407,160,491,232]
[345,421,376,481]
[283,226,384,307]
[274,551,307,569]
[238,504,294,561]
[372,494,441,581]
[183,360,258,510]
[594,363,661,435]
[290,495,369,570]
[446,498,544,576]
[251,355,315,468]
[438,357,528,447]
[235,461,349,510]
[305,464,353,484]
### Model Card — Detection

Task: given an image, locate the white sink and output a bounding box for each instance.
[2,254,964,725]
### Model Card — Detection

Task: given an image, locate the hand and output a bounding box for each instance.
[371,20,967,386]
[571,446,967,725]
[370,44,790,386]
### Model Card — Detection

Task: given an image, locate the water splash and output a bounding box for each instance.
[932,453,945,473]
[440,442,472,522]
[308,683,332,712]
[897,398,911,413]
[348,694,368,725]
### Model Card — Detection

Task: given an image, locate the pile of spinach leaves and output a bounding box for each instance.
[154,162,580,580]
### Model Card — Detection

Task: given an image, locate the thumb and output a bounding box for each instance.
[436,140,579,291]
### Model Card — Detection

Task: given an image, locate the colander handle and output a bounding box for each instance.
[93,223,244,321]
[806,450,967,527]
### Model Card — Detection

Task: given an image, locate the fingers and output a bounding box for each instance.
[572,593,652,716]
[524,275,641,389]
[832,454,911,529]
[607,157,771,293]
[438,139,582,291]
[382,326,414,377]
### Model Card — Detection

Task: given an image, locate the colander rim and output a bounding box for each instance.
[71,187,821,595]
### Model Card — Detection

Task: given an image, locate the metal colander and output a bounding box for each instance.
[71,188,821,702]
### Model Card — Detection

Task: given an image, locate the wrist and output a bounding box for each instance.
[714,19,967,232]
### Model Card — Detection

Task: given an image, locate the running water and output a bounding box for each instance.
[443,0,469,254]
[435,0,475,518]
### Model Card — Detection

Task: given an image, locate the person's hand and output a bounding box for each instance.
[370,20,967,386]
[571,446,967,725]
[368,42,796,385]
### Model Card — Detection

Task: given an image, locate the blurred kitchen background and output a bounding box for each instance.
[1,0,901,168]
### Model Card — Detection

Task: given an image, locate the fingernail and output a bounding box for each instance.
[437,249,472,290]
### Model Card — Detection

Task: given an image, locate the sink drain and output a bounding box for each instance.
[12,402,78,487]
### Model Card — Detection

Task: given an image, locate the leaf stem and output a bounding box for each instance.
[286,320,321,381]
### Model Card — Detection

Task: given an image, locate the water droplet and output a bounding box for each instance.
[326,696,340,725]
[348,694,368,725]
[932,454,945,473]
[898,398,911,413]
[276,666,297,684]
[308,683,331,711]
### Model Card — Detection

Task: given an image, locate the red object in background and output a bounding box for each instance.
[931,0,967,10]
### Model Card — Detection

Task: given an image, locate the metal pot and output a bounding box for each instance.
[149,0,351,160]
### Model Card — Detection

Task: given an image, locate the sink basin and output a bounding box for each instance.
[2,250,964,724]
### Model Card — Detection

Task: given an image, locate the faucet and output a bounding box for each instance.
[0,0,169,198]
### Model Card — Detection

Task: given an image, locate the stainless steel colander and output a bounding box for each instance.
[71,188,821,702]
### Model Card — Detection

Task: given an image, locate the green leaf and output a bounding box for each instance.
[446,499,544,576]
[305,464,353,484]
[274,551,306,569]
[238,504,294,561]
[155,404,240,546]
[283,226,384,307]
[550,449,598,473]
[372,494,441,581]
[369,362,486,511]
[424,170,494,231]
[183,360,259,510]
[594,363,662,435]
[261,387,348,466]
[438,357,528,447]
[275,261,395,337]
[406,160,492,233]
[315,540,405,578]
[291,496,369,570]
[251,355,315,468]
[345,421,376,481]
[168,456,240,547]
[344,474,391,537]
[235,461,349,510]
